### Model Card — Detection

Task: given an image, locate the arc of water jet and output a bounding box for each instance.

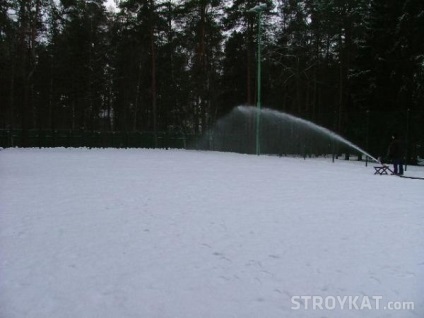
[237,106,380,163]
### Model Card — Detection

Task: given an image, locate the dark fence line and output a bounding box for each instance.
[0,130,197,149]
[0,129,352,154]
[1,129,422,165]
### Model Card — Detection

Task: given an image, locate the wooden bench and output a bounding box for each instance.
[374,165,391,175]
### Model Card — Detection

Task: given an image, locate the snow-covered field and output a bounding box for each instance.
[1,148,423,318]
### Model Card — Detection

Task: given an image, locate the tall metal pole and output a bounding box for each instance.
[256,10,262,156]
[405,108,410,171]
[248,4,266,156]
[366,109,370,167]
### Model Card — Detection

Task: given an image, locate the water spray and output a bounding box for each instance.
[238,106,380,163]
[200,105,380,164]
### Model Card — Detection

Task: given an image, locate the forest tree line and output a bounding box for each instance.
[0,0,423,155]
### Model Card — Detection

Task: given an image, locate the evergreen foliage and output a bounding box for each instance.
[0,0,423,156]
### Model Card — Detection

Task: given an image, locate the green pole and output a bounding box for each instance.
[248,4,266,155]
[256,11,262,156]
[365,109,370,167]
[405,108,410,171]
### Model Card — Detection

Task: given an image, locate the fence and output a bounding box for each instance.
[0,130,196,150]
[1,128,422,165]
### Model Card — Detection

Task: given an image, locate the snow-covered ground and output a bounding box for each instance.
[1,148,423,318]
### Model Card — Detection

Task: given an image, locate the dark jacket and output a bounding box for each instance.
[388,138,403,159]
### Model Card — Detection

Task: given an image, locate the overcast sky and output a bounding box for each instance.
[104,0,117,11]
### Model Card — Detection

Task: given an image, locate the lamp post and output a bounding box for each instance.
[405,108,410,171]
[248,4,267,155]
[366,109,370,166]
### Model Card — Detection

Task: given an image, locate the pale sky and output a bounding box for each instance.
[104,0,118,11]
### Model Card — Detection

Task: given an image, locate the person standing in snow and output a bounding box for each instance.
[387,134,404,175]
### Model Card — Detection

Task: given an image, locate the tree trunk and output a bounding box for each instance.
[150,0,157,145]
[133,60,142,132]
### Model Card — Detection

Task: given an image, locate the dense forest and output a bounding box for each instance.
[0,0,423,157]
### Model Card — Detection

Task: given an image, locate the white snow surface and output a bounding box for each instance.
[0,148,423,318]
